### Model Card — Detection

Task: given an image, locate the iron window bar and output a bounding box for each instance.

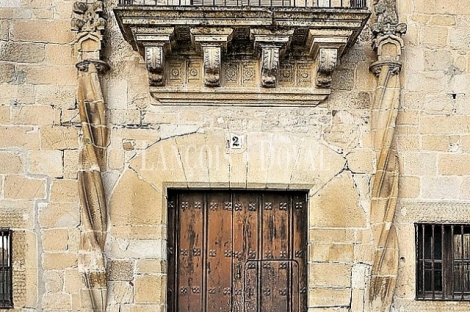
[0,230,12,309]
[416,223,470,301]
[118,0,367,8]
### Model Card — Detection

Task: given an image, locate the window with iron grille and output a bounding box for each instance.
[416,224,470,300]
[0,230,12,308]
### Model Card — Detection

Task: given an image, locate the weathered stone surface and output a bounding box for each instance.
[50,179,79,203]
[0,41,45,63]
[108,281,133,304]
[310,172,366,228]
[42,293,72,310]
[42,229,68,252]
[109,170,161,226]
[4,175,45,199]
[310,263,352,287]
[43,253,78,270]
[40,126,78,150]
[38,203,80,228]
[0,63,15,83]
[108,260,134,281]
[135,275,164,304]
[0,151,24,174]
[11,20,73,44]
[44,270,64,293]
[28,150,63,177]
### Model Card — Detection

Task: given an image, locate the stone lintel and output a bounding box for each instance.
[149,89,330,106]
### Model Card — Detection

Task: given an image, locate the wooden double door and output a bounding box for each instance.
[167,190,307,312]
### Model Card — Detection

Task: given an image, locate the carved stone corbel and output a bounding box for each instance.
[144,43,167,86]
[201,45,222,87]
[251,30,293,88]
[306,29,349,88]
[132,27,174,87]
[316,48,338,88]
[191,28,233,87]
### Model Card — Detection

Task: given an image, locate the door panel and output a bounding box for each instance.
[206,192,233,311]
[177,192,204,311]
[168,190,307,312]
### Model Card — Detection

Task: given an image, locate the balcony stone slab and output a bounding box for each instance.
[114,5,370,105]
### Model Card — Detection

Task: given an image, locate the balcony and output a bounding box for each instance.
[114,0,370,105]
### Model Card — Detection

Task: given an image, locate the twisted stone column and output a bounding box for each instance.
[368,0,407,311]
[72,1,109,310]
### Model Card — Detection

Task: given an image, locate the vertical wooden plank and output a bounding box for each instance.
[232,192,259,312]
[167,192,176,312]
[177,192,204,311]
[292,192,307,312]
[206,191,233,311]
[260,193,290,312]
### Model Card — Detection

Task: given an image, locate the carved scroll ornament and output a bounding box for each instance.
[260,45,280,88]
[368,0,406,311]
[145,44,166,86]
[191,28,233,87]
[251,30,293,88]
[316,48,338,88]
[72,1,109,311]
[202,45,222,87]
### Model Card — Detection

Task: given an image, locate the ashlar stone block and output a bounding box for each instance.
[309,288,351,308]
[42,252,78,270]
[109,260,134,281]
[50,179,79,203]
[109,169,161,227]
[40,125,79,150]
[134,275,164,304]
[310,172,366,228]
[309,263,352,287]
[0,151,24,174]
[42,229,68,252]
[4,175,46,200]
[38,203,80,229]
[28,150,63,177]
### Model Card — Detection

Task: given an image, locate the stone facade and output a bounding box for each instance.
[1,0,470,311]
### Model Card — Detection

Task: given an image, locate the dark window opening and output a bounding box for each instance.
[0,230,12,308]
[416,223,470,301]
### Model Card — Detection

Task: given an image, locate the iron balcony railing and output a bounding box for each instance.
[118,0,367,9]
